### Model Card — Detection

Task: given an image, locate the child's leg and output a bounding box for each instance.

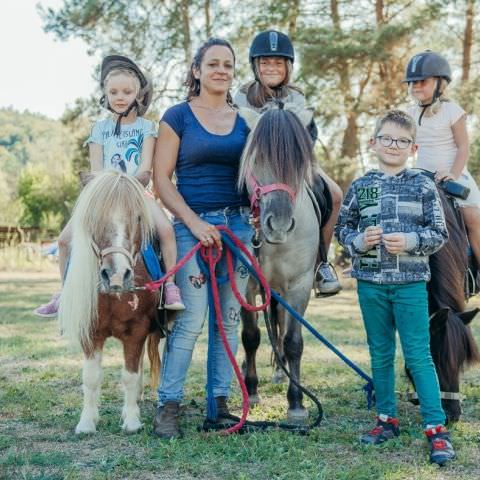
[58,219,73,283]
[357,281,397,418]
[34,220,72,316]
[393,282,445,427]
[317,168,343,250]
[146,198,177,280]
[461,206,480,266]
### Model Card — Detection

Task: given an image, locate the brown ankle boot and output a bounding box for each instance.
[215,396,231,419]
[153,401,182,439]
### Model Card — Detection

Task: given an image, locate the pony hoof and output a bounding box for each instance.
[271,371,287,385]
[248,394,261,406]
[75,420,97,434]
[122,419,143,433]
[287,408,308,424]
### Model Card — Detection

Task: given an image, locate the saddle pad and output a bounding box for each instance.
[142,244,164,281]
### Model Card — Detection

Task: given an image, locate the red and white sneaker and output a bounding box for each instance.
[360,414,400,445]
[425,425,455,466]
[33,292,61,318]
[164,283,186,311]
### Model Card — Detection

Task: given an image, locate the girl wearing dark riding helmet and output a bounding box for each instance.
[34,55,184,317]
[405,51,480,270]
[234,30,343,296]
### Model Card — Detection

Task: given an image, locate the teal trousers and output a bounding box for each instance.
[357,280,445,427]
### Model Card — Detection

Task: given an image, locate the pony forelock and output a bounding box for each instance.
[238,109,313,193]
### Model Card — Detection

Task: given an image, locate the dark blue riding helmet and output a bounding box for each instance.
[249,30,295,64]
[403,51,452,83]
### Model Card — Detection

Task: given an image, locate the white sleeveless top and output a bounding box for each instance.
[407,101,465,173]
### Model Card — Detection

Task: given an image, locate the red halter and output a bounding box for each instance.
[247,173,297,218]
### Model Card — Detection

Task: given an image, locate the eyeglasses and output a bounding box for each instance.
[376,135,413,150]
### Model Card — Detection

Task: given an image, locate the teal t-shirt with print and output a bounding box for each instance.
[85,117,157,175]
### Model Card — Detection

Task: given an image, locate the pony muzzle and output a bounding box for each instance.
[100,265,133,292]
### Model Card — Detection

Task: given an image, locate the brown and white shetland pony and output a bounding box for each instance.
[59,171,162,434]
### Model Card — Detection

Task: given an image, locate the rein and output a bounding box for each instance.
[142,227,374,434]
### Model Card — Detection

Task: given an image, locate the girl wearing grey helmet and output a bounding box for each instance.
[34,55,185,317]
[405,51,480,271]
[234,30,343,296]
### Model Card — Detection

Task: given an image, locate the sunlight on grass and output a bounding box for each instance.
[1,274,480,479]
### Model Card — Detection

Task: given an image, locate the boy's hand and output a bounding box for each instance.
[363,226,383,248]
[382,232,407,254]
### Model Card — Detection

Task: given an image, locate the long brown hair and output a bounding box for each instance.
[184,38,236,105]
[242,57,303,108]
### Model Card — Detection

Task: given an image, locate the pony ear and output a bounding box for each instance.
[458,308,480,325]
[135,171,151,187]
[282,102,314,127]
[430,307,450,329]
[238,108,260,131]
[79,171,95,187]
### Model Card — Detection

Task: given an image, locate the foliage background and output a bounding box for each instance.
[1,0,479,230]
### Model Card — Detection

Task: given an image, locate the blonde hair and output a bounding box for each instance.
[104,68,141,97]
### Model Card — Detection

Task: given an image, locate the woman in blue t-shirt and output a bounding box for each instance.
[152,38,253,439]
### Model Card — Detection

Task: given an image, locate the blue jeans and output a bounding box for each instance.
[357,280,445,427]
[158,207,253,405]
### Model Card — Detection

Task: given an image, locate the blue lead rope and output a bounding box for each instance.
[219,233,375,410]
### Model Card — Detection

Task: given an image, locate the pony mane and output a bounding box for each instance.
[59,170,153,349]
[238,109,314,192]
[428,189,467,314]
[431,309,480,386]
[428,189,480,383]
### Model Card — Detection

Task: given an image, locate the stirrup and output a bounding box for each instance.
[313,262,341,298]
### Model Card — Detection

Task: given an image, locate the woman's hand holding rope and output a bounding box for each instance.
[189,217,223,250]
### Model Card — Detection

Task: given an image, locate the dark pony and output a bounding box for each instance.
[410,187,480,421]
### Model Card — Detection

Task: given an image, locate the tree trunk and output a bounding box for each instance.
[204,0,211,38]
[180,0,192,66]
[462,0,474,83]
[287,0,301,39]
[329,0,359,189]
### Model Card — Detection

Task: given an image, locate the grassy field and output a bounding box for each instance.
[1,272,480,480]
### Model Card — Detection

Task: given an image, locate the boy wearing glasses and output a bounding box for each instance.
[335,110,455,465]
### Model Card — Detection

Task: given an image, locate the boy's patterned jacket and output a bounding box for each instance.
[335,169,448,284]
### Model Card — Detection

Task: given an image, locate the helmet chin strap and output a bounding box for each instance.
[109,100,138,136]
[418,78,441,126]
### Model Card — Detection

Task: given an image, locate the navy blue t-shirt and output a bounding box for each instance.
[161,102,250,213]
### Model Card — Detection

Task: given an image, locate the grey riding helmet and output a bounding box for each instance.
[100,55,153,116]
[249,30,295,64]
[403,51,452,83]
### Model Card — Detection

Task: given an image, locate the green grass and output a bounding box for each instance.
[1,273,480,479]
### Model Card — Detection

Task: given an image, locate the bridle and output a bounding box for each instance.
[247,173,297,218]
[90,240,138,269]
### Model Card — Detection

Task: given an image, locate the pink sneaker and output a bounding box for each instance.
[34,292,61,318]
[164,283,185,311]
